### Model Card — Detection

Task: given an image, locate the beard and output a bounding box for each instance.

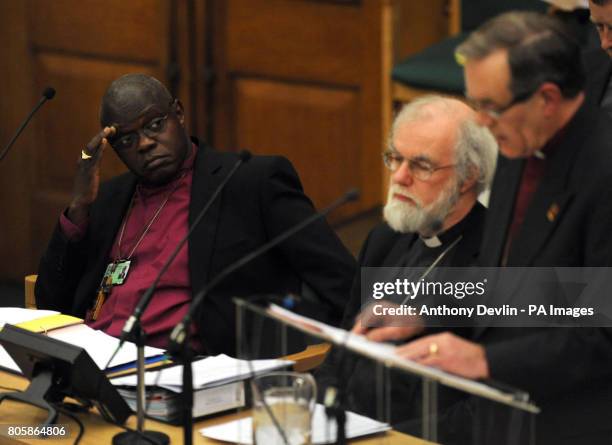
[383,180,460,236]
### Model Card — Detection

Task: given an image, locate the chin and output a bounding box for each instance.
[142,165,180,186]
[499,144,524,159]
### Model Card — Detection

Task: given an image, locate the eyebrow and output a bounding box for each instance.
[387,147,434,165]
[112,110,166,136]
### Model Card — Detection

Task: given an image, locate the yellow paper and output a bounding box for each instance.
[15,314,83,333]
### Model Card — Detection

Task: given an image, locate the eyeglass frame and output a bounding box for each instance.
[108,99,178,151]
[382,150,456,181]
[465,87,538,120]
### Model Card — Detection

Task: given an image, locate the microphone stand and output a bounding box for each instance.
[106,151,251,445]
[112,325,169,445]
[167,188,359,445]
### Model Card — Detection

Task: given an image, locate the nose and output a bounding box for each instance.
[601,30,612,51]
[391,159,414,187]
[136,130,156,152]
[597,24,612,50]
[475,110,495,129]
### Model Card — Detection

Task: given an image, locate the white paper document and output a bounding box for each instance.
[110,354,293,392]
[266,304,539,413]
[48,324,165,369]
[0,309,165,374]
[0,307,59,328]
[199,404,390,444]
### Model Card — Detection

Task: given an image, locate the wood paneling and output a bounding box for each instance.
[234,78,361,219]
[213,0,389,218]
[0,2,36,283]
[27,0,169,63]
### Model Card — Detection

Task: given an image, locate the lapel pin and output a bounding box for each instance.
[547,203,560,222]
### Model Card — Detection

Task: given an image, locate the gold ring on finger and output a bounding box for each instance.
[429,342,439,356]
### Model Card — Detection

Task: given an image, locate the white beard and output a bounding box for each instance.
[383,181,460,236]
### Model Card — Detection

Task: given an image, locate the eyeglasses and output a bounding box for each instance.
[109,101,176,151]
[109,114,170,151]
[465,89,536,120]
[382,151,455,181]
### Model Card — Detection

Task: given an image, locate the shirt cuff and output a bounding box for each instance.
[59,210,88,242]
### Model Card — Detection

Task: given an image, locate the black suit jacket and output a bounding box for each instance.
[476,103,612,444]
[319,203,486,444]
[35,143,356,355]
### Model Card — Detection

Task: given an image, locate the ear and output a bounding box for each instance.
[538,82,563,118]
[174,99,186,126]
[459,165,479,194]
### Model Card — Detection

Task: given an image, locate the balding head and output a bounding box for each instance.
[383,95,497,235]
[99,73,174,127]
[390,96,497,196]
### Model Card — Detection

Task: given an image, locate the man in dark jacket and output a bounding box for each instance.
[35,73,356,356]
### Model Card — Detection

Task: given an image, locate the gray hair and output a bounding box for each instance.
[389,95,498,195]
[456,11,584,99]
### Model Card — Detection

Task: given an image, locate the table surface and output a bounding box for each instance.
[0,371,434,445]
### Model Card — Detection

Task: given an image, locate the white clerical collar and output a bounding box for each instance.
[421,235,442,248]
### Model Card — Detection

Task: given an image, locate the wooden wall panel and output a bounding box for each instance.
[0,2,36,283]
[27,0,169,63]
[225,0,363,85]
[233,78,360,219]
[213,0,390,221]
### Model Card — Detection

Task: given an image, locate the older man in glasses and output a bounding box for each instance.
[318,95,497,442]
[35,73,355,356]
[375,11,612,445]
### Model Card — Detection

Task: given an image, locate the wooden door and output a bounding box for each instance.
[210,0,389,222]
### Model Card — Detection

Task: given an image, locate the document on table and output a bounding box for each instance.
[111,354,293,392]
[0,309,165,374]
[199,403,391,444]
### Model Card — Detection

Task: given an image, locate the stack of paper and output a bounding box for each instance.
[199,404,391,444]
[111,355,293,422]
[110,354,293,391]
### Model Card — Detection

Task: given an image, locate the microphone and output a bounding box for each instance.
[167,187,360,354]
[0,87,56,162]
[103,149,251,370]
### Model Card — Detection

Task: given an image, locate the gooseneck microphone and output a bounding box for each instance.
[0,87,56,162]
[168,187,360,353]
[103,149,252,370]
[168,187,359,445]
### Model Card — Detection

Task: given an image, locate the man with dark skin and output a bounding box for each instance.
[35,74,356,355]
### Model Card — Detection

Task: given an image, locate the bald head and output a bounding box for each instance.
[99,74,173,127]
[391,96,473,137]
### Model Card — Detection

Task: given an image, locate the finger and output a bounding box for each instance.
[84,126,114,156]
[395,336,436,360]
[416,355,443,368]
[351,319,366,335]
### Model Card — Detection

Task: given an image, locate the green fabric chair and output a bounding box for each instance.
[392,0,548,96]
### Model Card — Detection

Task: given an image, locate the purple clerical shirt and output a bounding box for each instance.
[60,145,198,350]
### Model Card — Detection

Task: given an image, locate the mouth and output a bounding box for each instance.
[144,156,172,171]
[393,193,417,205]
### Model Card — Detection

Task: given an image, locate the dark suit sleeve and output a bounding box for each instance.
[35,222,89,314]
[257,156,356,325]
[486,327,612,401]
